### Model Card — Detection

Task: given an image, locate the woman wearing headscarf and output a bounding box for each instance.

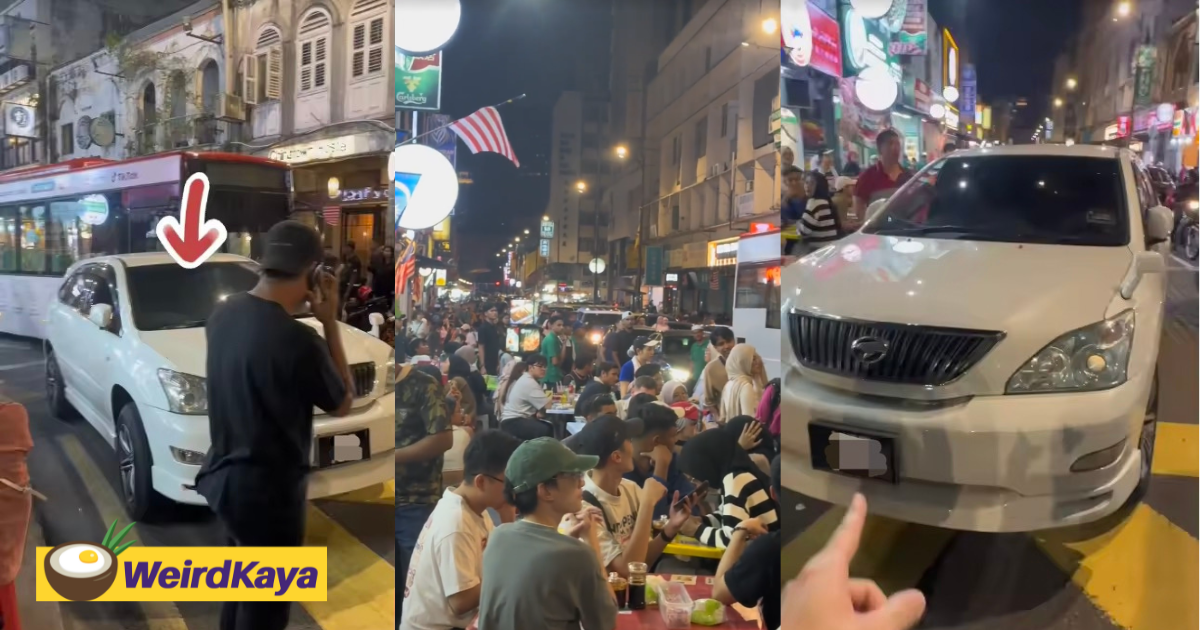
[720,344,764,422]
[450,348,488,418]
[660,380,700,441]
[678,428,779,549]
[696,358,728,426]
[0,400,35,630]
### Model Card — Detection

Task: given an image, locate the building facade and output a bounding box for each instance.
[630,0,779,316]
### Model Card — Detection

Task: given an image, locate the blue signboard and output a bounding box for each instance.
[644,246,664,286]
[960,64,977,130]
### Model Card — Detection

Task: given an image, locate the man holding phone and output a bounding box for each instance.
[195,220,355,630]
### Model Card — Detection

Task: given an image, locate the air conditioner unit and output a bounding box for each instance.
[709,164,719,177]
[218,93,246,122]
[649,224,659,238]
[744,180,754,193]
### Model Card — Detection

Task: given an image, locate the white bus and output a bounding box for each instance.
[731,228,783,380]
[0,152,294,338]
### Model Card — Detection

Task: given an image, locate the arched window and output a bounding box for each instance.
[296,8,331,94]
[199,59,220,113]
[348,0,386,82]
[140,82,157,128]
[244,25,282,105]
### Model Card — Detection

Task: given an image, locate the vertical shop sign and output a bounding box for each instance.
[889,0,928,55]
[1134,45,1156,107]
[644,246,665,286]
[960,64,976,129]
[395,51,443,111]
[783,1,843,78]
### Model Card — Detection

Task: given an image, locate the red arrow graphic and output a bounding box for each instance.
[156,173,228,269]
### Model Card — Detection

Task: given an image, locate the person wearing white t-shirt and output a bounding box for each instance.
[401,430,523,630]
[568,415,700,579]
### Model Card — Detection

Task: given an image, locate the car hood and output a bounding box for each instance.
[786,234,1132,338]
[138,318,391,379]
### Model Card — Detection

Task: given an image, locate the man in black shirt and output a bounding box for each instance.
[601,313,636,365]
[573,361,619,417]
[195,221,354,630]
[477,303,504,376]
[338,240,363,304]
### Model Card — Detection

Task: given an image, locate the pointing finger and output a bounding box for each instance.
[822,493,868,567]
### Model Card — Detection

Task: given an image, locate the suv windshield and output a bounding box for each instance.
[126,262,306,331]
[582,312,623,328]
[863,155,1129,246]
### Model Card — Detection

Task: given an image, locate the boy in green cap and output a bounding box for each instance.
[476,438,618,630]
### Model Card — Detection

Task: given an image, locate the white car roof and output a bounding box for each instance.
[69,252,253,271]
[945,144,1130,161]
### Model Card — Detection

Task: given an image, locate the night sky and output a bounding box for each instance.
[434,0,1080,276]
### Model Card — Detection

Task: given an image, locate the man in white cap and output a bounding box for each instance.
[600,312,636,366]
[618,336,660,398]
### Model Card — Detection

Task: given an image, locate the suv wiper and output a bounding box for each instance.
[156,320,207,330]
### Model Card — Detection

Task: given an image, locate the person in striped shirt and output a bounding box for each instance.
[677,422,779,548]
[798,171,841,255]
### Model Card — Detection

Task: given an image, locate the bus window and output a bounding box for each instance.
[19,204,47,274]
[0,206,15,272]
[734,261,781,329]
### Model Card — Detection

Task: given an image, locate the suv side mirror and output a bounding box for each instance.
[1145,205,1174,248]
[1119,251,1167,299]
[88,303,114,331]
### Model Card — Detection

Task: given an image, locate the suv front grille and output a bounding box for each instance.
[788,311,1003,386]
[350,363,377,397]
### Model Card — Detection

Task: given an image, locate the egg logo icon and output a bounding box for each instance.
[44,520,136,601]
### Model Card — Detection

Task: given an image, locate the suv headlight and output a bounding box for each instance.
[1006,310,1134,394]
[157,369,208,415]
[384,350,396,394]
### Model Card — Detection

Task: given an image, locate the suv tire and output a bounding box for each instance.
[116,403,162,521]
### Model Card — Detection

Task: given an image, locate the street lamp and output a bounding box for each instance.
[575,180,587,193]
[542,215,549,221]
[1053,97,1064,108]
[1066,77,1077,90]
[524,229,530,234]
[761,17,777,35]
[1116,1,1131,18]
[615,145,628,159]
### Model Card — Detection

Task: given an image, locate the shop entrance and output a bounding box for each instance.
[344,210,377,267]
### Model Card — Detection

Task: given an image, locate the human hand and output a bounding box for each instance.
[642,444,674,474]
[563,506,603,539]
[308,271,339,324]
[664,491,697,536]
[738,421,763,451]
[782,494,926,630]
[639,477,668,505]
[736,516,768,538]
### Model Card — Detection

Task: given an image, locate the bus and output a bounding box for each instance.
[0,151,295,338]
[731,227,783,380]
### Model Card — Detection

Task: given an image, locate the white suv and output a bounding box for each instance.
[44,253,396,520]
[782,145,1174,532]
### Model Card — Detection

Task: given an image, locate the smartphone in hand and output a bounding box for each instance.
[673,481,710,511]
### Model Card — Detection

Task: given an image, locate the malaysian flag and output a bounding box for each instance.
[396,239,417,299]
[448,107,520,167]
[322,207,341,226]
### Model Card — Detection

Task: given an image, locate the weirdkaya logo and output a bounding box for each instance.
[37,525,328,603]
[42,519,136,601]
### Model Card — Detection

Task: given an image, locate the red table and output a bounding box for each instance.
[614,575,760,629]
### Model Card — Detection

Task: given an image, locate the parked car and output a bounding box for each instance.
[44,253,396,520]
[782,145,1174,532]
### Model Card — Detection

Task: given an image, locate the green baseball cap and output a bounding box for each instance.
[506,438,598,493]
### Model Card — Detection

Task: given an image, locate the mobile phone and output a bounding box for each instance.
[673,481,710,510]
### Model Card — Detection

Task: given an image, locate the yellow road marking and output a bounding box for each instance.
[1035,503,1199,630]
[301,504,395,629]
[781,505,953,595]
[1151,422,1199,478]
[58,435,187,630]
[324,480,395,505]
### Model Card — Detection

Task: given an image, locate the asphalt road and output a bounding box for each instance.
[0,338,395,630]
[781,257,1199,630]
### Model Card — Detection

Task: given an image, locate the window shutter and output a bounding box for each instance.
[352,22,365,77]
[300,41,313,91]
[242,54,258,105]
[367,17,384,74]
[314,36,327,88]
[265,45,283,100]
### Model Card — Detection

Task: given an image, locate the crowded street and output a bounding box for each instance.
[0,337,395,630]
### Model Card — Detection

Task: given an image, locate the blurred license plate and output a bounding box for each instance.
[314,430,369,469]
[809,423,897,483]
